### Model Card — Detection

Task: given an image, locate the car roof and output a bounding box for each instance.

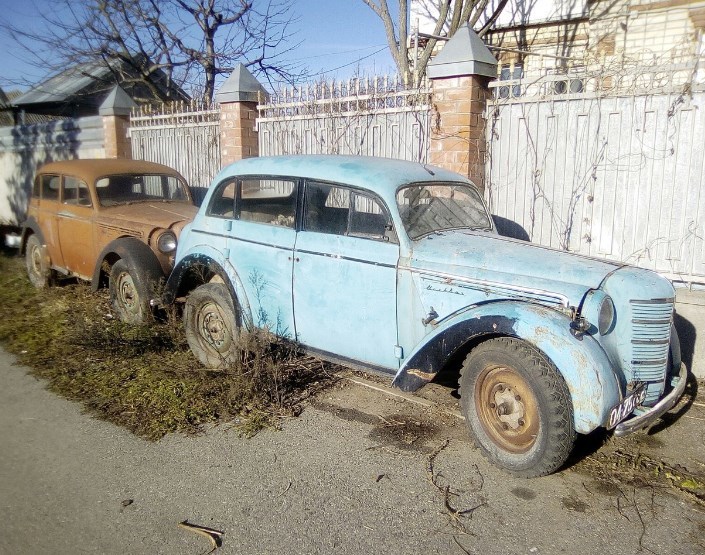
[217,155,473,199]
[36,159,184,183]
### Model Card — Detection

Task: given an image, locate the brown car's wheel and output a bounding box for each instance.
[109,259,154,325]
[25,234,53,288]
[460,337,576,477]
[184,283,240,368]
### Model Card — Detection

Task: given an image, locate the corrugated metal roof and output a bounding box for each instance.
[12,61,110,106]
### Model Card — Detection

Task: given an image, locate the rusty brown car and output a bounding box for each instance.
[21,159,198,323]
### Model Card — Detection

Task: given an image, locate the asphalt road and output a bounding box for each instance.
[1,346,704,555]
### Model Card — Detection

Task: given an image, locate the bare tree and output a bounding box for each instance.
[1,0,300,102]
[361,0,509,84]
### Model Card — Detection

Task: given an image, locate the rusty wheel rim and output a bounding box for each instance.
[29,245,42,277]
[116,271,140,316]
[474,365,540,454]
[196,301,232,354]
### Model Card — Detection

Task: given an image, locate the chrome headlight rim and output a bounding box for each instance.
[580,290,615,336]
[597,295,615,335]
[156,230,177,254]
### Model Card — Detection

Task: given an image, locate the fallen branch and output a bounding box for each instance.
[179,520,224,554]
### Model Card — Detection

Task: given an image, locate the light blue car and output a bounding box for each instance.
[165,155,687,477]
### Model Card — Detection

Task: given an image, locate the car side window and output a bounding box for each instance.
[304,181,395,242]
[62,176,91,206]
[349,192,391,240]
[41,175,60,201]
[207,179,236,218]
[304,182,349,235]
[239,178,296,228]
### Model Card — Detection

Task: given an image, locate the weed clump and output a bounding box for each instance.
[0,254,336,439]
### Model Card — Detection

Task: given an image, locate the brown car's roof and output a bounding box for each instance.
[36,159,185,183]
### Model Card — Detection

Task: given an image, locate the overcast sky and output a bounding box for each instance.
[0,0,398,93]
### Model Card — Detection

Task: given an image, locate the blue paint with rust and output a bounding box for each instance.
[171,155,682,435]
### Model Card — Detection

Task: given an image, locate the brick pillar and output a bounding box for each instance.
[102,114,132,159]
[219,100,259,165]
[99,86,136,159]
[426,24,497,191]
[429,75,492,190]
[214,63,267,167]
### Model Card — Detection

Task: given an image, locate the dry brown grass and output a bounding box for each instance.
[0,252,338,439]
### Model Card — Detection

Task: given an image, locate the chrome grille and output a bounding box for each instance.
[630,299,673,403]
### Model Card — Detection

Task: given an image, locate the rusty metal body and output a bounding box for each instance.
[167,155,687,467]
[21,159,197,321]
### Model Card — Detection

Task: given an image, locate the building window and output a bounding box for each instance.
[498,64,523,99]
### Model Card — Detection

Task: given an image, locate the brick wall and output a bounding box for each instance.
[486,0,703,78]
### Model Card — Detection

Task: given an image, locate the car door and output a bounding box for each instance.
[293,181,400,370]
[56,175,95,279]
[205,176,298,336]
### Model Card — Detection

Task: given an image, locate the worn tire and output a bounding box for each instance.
[25,234,53,288]
[109,259,155,324]
[460,337,576,477]
[184,283,240,368]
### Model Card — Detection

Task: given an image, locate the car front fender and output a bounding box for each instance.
[393,300,621,434]
[91,237,164,291]
[164,246,253,329]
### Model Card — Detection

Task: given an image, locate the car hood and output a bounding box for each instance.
[406,230,623,307]
[98,202,198,230]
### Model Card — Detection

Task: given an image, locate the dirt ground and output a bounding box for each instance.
[1,348,704,555]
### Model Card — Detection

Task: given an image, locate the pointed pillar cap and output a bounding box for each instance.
[98,86,136,116]
[215,63,268,103]
[427,24,497,79]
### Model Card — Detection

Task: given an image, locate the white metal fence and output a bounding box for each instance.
[486,63,705,285]
[257,76,432,162]
[130,102,221,203]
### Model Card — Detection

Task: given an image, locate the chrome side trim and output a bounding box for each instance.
[403,267,570,307]
[613,362,688,437]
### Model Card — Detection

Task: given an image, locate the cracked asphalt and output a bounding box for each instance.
[1,346,704,555]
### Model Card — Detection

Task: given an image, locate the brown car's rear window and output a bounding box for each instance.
[95,174,189,207]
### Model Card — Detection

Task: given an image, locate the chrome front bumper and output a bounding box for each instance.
[614,362,688,437]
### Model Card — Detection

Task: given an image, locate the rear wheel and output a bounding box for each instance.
[25,234,53,288]
[460,337,576,477]
[184,283,240,368]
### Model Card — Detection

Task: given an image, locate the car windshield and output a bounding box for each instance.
[95,174,190,206]
[396,183,493,239]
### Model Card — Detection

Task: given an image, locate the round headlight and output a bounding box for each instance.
[597,296,615,335]
[157,231,177,254]
[580,290,615,336]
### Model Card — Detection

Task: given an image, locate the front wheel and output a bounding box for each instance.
[184,283,240,368]
[109,259,155,324]
[460,337,576,477]
[25,234,53,288]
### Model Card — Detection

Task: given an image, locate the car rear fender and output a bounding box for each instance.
[393,300,621,434]
[92,237,164,291]
[164,247,253,329]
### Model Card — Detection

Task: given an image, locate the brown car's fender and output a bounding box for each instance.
[91,237,165,291]
[20,217,46,253]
